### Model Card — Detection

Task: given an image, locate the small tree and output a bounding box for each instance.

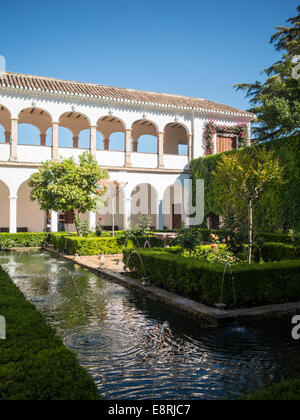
[28,152,108,236]
[211,147,283,264]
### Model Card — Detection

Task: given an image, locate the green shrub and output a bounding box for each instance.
[123,249,300,308]
[0,267,100,400]
[243,379,300,400]
[260,232,300,245]
[48,233,164,255]
[190,244,240,264]
[258,242,300,262]
[0,233,48,248]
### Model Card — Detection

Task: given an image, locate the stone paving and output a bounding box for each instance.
[73,254,125,273]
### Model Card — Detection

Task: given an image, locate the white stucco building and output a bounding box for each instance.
[0,72,254,233]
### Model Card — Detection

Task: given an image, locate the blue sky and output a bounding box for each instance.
[0,0,299,150]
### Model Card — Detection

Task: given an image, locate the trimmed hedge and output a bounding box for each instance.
[243,379,300,400]
[0,267,100,400]
[48,233,164,255]
[123,248,300,308]
[0,233,48,248]
[259,242,300,262]
[260,232,300,245]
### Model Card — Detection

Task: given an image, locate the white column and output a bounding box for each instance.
[247,122,251,146]
[9,196,17,233]
[51,211,58,233]
[125,129,132,167]
[157,198,164,230]
[90,126,97,157]
[89,211,97,232]
[213,133,217,154]
[52,122,59,161]
[188,134,193,164]
[157,132,164,168]
[10,118,18,161]
[124,198,131,229]
[192,117,204,158]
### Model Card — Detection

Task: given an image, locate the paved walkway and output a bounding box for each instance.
[74,254,125,273]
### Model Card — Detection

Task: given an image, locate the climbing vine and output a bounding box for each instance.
[204,120,250,156]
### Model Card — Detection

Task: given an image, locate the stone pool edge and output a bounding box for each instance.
[42,247,300,326]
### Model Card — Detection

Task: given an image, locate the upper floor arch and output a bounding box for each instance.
[97,116,126,151]
[0,104,11,131]
[131,119,159,153]
[164,122,189,155]
[18,107,53,146]
[0,105,11,143]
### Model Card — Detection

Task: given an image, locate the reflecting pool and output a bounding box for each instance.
[1,251,300,400]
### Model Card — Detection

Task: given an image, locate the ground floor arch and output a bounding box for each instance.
[162,183,187,229]
[96,182,126,231]
[17,181,46,232]
[130,183,158,229]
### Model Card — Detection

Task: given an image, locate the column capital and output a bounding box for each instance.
[52,121,60,126]
[11,117,19,122]
[9,195,18,200]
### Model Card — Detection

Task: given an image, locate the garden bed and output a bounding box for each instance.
[123,248,300,309]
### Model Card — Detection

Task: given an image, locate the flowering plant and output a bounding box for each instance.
[204,121,250,155]
[95,217,104,237]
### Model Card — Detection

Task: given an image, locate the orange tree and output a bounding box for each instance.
[211,147,283,264]
[28,152,108,236]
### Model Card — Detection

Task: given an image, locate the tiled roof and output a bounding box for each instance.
[0,72,254,118]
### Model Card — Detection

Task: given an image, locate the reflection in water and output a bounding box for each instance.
[1,251,300,400]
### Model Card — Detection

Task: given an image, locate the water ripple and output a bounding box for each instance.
[3,250,300,400]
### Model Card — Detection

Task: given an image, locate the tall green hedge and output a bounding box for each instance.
[123,249,300,308]
[190,135,300,232]
[0,267,100,400]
